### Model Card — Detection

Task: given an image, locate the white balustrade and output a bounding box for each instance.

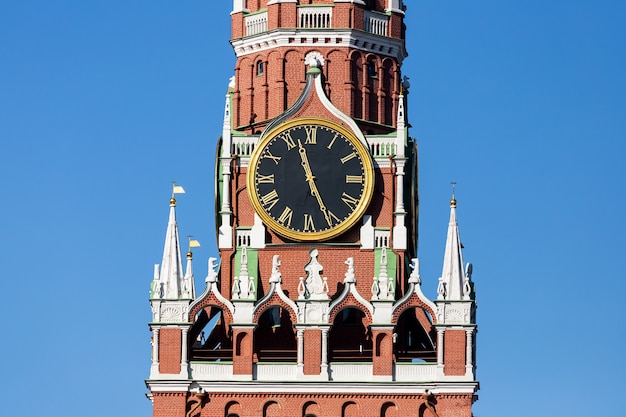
[364,10,388,36]
[245,11,268,36]
[189,361,439,382]
[394,363,438,382]
[298,7,332,29]
[236,229,252,248]
[231,136,258,156]
[374,229,390,248]
[368,136,397,157]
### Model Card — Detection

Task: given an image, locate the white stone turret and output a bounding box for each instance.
[437,195,470,301]
[155,197,185,299]
[182,250,196,300]
[433,193,476,382]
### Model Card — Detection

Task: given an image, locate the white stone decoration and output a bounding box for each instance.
[329,258,374,320]
[298,249,329,300]
[408,257,420,285]
[253,254,298,326]
[304,51,325,68]
[344,257,355,283]
[437,277,446,300]
[360,215,375,250]
[250,213,266,248]
[150,264,163,299]
[371,246,393,301]
[270,254,282,283]
[232,246,256,300]
[436,303,473,325]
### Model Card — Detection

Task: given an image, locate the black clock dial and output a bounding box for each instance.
[247,119,374,241]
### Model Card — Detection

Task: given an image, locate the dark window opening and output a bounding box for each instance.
[254,307,297,362]
[189,307,233,361]
[394,308,436,362]
[328,307,372,362]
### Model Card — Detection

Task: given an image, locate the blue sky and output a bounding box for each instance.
[1,1,625,416]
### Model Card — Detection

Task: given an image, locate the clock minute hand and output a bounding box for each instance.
[298,140,333,227]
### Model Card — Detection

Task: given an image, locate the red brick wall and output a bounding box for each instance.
[152,392,186,417]
[443,329,466,376]
[372,329,393,375]
[192,392,473,417]
[233,328,254,375]
[158,328,181,374]
[303,328,321,375]
[233,45,401,134]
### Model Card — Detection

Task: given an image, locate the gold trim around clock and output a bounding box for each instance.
[247,118,374,242]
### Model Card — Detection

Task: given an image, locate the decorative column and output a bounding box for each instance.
[181,327,189,370]
[465,328,474,375]
[321,328,329,373]
[297,328,304,374]
[436,328,444,367]
[153,328,160,366]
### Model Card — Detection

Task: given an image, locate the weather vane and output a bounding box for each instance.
[187,235,201,254]
[171,181,186,198]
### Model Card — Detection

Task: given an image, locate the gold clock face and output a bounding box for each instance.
[247,119,374,241]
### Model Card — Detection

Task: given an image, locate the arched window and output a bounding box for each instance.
[367,62,377,78]
[256,60,264,76]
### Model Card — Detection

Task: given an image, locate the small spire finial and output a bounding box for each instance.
[450,181,457,207]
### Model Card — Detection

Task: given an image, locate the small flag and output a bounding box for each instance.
[189,239,201,248]
[173,185,186,194]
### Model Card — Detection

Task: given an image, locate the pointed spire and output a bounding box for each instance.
[182,250,195,300]
[158,186,185,299]
[438,183,469,301]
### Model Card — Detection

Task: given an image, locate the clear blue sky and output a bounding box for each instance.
[1,1,624,416]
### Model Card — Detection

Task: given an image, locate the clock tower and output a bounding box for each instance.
[146,1,479,417]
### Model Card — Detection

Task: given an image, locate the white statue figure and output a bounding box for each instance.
[270,254,282,283]
[206,257,218,283]
[408,258,421,285]
[344,257,356,283]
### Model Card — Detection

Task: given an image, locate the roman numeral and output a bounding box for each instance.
[262,150,281,165]
[327,210,341,225]
[304,126,317,144]
[277,206,293,227]
[340,152,357,164]
[341,192,359,210]
[303,214,316,232]
[260,189,279,210]
[345,175,363,184]
[280,132,296,150]
[256,174,275,184]
[327,133,338,149]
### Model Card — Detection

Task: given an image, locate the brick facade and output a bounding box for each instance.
[147,2,478,416]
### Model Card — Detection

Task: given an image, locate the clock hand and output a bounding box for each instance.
[298,140,333,227]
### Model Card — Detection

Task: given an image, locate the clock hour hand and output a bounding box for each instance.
[298,140,333,227]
